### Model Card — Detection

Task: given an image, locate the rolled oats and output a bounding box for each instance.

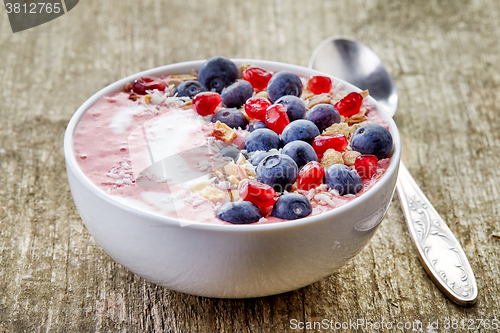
[342,151,361,166]
[211,121,237,142]
[321,149,344,169]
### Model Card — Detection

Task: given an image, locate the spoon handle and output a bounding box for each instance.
[396,162,477,306]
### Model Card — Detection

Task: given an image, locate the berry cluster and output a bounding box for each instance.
[126,57,393,225]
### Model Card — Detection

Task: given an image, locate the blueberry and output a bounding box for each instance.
[256,154,298,192]
[275,95,306,121]
[351,124,393,159]
[267,71,303,103]
[271,192,312,220]
[220,146,241,163]
[249,121,268,132]
[175,80,206,98]
[212,108,248,129]
[221,80,254,108]
[307,103,341,132]
[281,141,318,169]
[244,128,280,153]
[216,201,262,224]
[281,120,320,145]
[198,56,239,94]
[325,164,363,196]
[250,151,275,166]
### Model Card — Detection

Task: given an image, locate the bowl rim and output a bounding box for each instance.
[64,58,402,232]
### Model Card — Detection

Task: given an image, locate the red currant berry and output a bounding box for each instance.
[239,180,277,213]
[297,161,325,191]
[244,97,272,121]
[307,75,332,95]
[354,154,378,179]
[192,92,221,116]
[334,92,363,117]
[265,104,290,134]
[242,67,273,91]
[131,77,167,95]
[312,134,348,158]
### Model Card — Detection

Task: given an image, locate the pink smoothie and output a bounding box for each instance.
[73,72,391,225]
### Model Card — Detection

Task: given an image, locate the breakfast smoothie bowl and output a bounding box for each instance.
[64,58,401,298]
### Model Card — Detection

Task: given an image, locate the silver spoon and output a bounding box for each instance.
[309,37,477,306]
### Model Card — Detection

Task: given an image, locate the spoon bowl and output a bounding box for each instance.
[309,37,398,117]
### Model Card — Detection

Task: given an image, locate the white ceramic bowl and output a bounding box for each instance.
[64,59,401,298]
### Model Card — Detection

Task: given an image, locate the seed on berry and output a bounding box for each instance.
[131,77,167,95]
[354,154,379,179]
[312,134,348,159]
[297,161,325,191]
[334,92,363,117]
[242,66,273,91]
[307,75,332,95]
[245,97,272,121]
[239,180,277,213]
[265,104,290,135]
[192,92,221,116]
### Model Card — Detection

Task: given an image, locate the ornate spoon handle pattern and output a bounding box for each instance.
[397,163,477,306]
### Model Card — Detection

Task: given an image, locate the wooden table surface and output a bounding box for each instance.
[1,0,500,332]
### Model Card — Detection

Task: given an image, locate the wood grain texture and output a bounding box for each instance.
[1,0,499,332]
